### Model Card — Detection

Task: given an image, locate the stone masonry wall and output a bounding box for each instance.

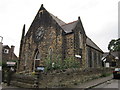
[11,68,113,88]
[65,34,74,58]
[86,46,103,68]
[19,26,63,72]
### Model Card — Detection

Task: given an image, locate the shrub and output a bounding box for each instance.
[31,71,36,75]
[44,55,80,72]
[100,72,111,77]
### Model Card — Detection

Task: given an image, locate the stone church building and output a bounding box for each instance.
[18,5,103,71]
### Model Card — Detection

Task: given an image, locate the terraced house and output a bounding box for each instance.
[18,5,103,72]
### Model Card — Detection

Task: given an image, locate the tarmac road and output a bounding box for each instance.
[0,71,1,83]
[93,79,120,89]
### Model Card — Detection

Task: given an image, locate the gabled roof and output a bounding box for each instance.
[50,13,78,34]
[2,45,18,59]
[103,52,119,58]
[50,13,66,26]
[103,52,109,57]
[61,21,78,33]
[112,52,119,57]
[86,37,103,52]
[3,45,9,48]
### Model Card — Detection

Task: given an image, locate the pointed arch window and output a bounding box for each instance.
[34,51,40,60]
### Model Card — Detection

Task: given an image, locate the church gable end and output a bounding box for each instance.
[73,17,87,67]
[19,5,64,71]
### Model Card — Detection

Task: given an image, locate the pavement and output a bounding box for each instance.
[75,74,113,89]
[0,71,2,83]
[0,82,21,90]
[0,83,18,89]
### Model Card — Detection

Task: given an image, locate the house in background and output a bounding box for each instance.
[102,52,119,67]
[2,45,18,66]
[18,4,103,72]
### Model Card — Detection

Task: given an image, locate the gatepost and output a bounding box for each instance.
[34,64,44,88]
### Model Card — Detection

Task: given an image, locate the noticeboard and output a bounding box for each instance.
[6,62,16,66]
[37,66,44,71]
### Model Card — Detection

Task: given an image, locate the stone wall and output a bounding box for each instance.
[73,22,87,68]
[11,68,113,88]
[86,46,103,68]
[65,34,74,58]
[19,26,63,72]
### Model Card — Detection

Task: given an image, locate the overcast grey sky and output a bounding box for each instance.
[0,0,119,56]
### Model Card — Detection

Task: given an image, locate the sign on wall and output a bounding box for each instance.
[7,62,16,66]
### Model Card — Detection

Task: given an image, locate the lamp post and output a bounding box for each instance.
[0,36,3,64]
[0,36,3,83]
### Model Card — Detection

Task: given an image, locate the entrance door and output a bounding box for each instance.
[35,60,40,69]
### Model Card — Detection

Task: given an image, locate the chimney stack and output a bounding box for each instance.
[11,45,15,60]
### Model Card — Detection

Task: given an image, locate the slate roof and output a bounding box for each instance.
[112,52,119,57]
[61,21,78,33]
[103,52,119,58]
[103,52,109,57]
[86,37,103,52]
[3,45,9,48]
[50,13,78,34]
[50,13,66,26]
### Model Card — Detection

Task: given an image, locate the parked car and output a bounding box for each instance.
[113,68,120,79]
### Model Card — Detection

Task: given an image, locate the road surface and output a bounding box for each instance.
[93,79,120,89]
[0,71,1,83]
